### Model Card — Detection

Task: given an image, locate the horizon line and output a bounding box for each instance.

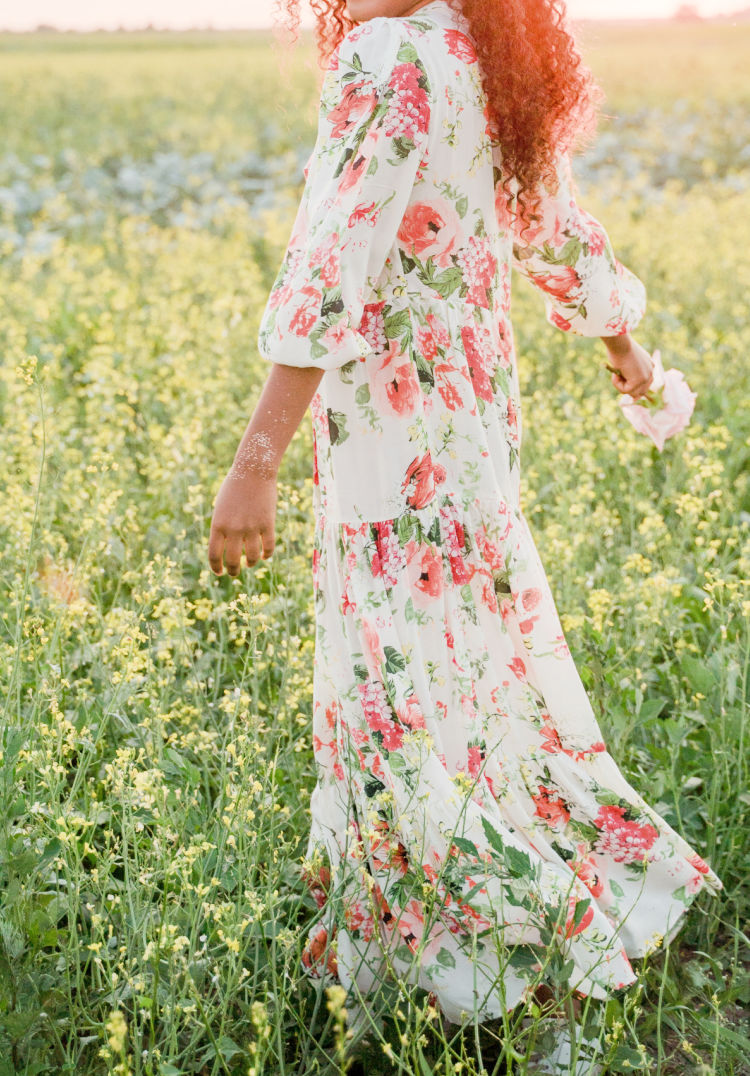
[0,13,745,32]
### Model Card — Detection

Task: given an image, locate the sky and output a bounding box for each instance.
[0,0,743,31]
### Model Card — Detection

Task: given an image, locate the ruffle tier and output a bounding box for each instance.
[300,491,722,1024]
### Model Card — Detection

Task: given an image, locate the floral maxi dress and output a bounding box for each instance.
[257,0,722,1023]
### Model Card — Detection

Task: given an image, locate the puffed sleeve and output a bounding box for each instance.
[507,151,646,337]
[257,19,432,370]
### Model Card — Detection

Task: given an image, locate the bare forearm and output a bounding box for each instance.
[229,363,325,481]
[600,332,633,357]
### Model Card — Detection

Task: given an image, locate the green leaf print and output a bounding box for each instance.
[558,238,583,267]
[430,266,464,300]
[353,662,369,682]
[391,135,418,160]
[355,383,371,406]
[327,409,349,445]
[364,775,386,798]
[384,646,407,674]
[436,947,456,968]
[396,40,420,65]
[384,309,411,339]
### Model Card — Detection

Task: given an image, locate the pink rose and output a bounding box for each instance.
[617,349,696,452]
[398,197,463,267]
[370,340,421,417]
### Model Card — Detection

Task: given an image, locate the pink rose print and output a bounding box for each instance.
[327,80,379,139]
[406,540,444,607]
[398,197,463,267]
[370,340,421,417]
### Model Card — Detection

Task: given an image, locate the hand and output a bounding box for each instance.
[602,335,656,401]
[208,469,277,577]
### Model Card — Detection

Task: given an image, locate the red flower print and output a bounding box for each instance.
[494,184,514,233]
[571,844,606,898]
[359,301,387,352]
[461,324,495,403]
[508,656,527,682]
[370,340,421,417]
[301,921,338,978]
[539,720,564,755]
[426,312,450,347]
[549,311,571,331]
[362,617,384,676]
[396,694,426,730]
[506,397,518,429]
[521,587,542,611]
[587,226,606,256]
[402,452,444,509]
[529,265,581,302]
[416,325,438,364]
[532,785,571,828]
[398,197,462,267]
[384,63,430,142]
[327,81,379,139]
[348,200,378,229]
[406,540,444,605]
[467,745,484,777]
[456,235,497,308]
[289,285,323,336]
[372,519,407,587]
[687,852,710,874]
[358,679,391,731]
[444,28,477,63]
[518,615,540,634]
[594,804,659,863]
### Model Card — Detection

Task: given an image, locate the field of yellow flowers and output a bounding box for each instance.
[0,20,748,1076]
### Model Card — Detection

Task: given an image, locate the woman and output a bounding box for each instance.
[208,0,722,1066]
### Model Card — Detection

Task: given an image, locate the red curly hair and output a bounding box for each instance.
[272,0,602,229]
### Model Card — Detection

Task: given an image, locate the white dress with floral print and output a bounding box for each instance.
[257,0,722,1024]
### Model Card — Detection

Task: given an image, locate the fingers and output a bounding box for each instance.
[223,535,244,577]
[243,532,264,569]
[260,526,276,560]
[208,529,272,576]
[208,528,226,576]
[611,371,654,400]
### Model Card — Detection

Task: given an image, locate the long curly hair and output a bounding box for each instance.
[272,0,602,229]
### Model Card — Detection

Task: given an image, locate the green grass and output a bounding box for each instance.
[0,20,748,1076]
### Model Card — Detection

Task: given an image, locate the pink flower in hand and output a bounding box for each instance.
[617,349,696,452]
